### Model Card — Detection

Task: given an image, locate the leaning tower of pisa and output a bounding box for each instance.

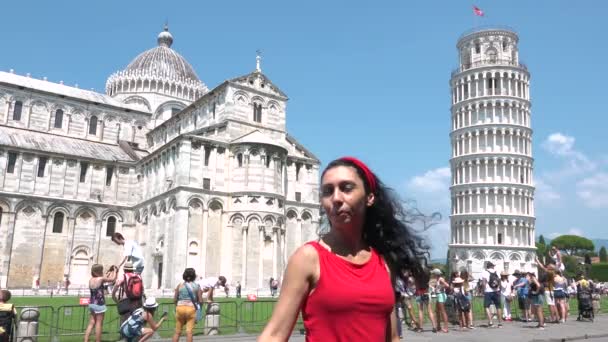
[448,27,537,278]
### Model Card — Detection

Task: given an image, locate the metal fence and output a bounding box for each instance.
[12,300,281,341]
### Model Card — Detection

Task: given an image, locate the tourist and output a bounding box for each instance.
[0,290,17,342]
[172,268,202,342]
[269,278,279,297]
[120,297,168,342]
[500,271,513,321]
[401,271,418,329]
[112,232,145,275]
[112,261,144,324]
[235,281,242,298]
[512,270,531,322]
[394,276,406,339]
[527,272,545,329]
[552,270,568,322]
[536,258,558,323]
[460,270,474,329]
[258,157,429,341]
[415,281,437,333]
[452,276,471,330]
[198,276,228,303]
[84,264,118,342]
[480,261,503,327]
[549,246,564,272]
[431,268,449,333]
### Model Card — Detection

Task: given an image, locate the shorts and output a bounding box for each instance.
[88,303,107,314]
[554,290,566,299]
[436,292,447,303]
[530,294,544,306]
[484,291,502,309]
[545,291,555,306]
[416,294,430,304]
[175,305,196,333]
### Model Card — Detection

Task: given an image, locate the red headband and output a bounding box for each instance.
[339,156,377,194]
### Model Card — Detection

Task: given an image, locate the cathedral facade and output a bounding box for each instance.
[0,26,320,291]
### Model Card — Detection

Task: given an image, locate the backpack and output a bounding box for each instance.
[488,271,500,290]
[0,304,15,338]
[124,273,143,299]
[455,292,471,312]
[120,308,145,338]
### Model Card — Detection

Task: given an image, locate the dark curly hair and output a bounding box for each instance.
[183,268,197,282]
[321,159,431,287]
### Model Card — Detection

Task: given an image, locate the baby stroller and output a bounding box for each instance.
[577,286,594,322]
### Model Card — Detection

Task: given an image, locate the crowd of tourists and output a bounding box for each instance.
[392,260,601,337]
[0,156,604,342]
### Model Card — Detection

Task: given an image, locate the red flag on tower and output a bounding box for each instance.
[473,6,484,17]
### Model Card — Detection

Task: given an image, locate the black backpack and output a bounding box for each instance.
[455,292,471,312]
[0,304,15,339]
[488,271,500,290]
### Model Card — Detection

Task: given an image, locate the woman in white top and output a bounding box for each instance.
[500,271,513,321]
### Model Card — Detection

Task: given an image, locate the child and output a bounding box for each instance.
[452,277,471,330]
[0,290,17,342]
[84,264,118,342]
[120,297,168,342]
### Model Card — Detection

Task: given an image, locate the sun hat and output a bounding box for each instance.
[452,277,464,284]
[143,297,159,309]
[123,261,135,271]
[430,268,443,276]
[500,271,510,276]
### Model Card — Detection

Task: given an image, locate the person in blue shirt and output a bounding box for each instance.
[512,270,531,322]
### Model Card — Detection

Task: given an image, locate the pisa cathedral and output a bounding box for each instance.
[448,27,537,278]
[0,26,320,291]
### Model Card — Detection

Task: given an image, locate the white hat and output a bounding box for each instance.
[431,268,443,276]
[143,297,158,309]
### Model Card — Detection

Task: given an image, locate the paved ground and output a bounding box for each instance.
[151,314,608,341]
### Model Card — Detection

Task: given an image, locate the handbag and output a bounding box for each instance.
[184,282,203,323]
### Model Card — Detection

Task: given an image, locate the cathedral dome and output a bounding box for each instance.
[106,26,208,106]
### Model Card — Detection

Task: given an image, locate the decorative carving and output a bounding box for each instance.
[53,158,64,166]
[93,164,103,171]
[22,206,36,217]
[67,160,77,167]
[80,212,92,221]
[119,167,129,174]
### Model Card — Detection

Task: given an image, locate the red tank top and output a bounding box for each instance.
[301,241,394,342]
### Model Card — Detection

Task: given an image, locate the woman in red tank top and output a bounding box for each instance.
[259,157,430,342]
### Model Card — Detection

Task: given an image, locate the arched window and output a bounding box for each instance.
[106,216,116,237]
[253,103,262,123]
[54,109,64,128]
[53,212,64,233]
[12,101,23,121]
[237,153,243,167]
[89,116,98,135]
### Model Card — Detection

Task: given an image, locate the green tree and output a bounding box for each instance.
[600,246,607,263]
[551,235,595,256]
[536,234,548,263]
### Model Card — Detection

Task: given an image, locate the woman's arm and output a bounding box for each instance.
[535,257,548,271]
[173,284,180,304]
[386,308,399,342]
[197,286,203,304]
[258,245,318,342]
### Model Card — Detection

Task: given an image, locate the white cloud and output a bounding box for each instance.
[577,172,608,208]
[542,133,595,176]
[406,167,450,194]
[534,177,561,203]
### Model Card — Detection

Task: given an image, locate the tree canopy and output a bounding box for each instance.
[600,246,607,263]
[551,235,595,256]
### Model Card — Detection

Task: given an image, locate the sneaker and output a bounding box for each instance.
[537,326,545,330]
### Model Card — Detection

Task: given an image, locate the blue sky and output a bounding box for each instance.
[2,1,607,258]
